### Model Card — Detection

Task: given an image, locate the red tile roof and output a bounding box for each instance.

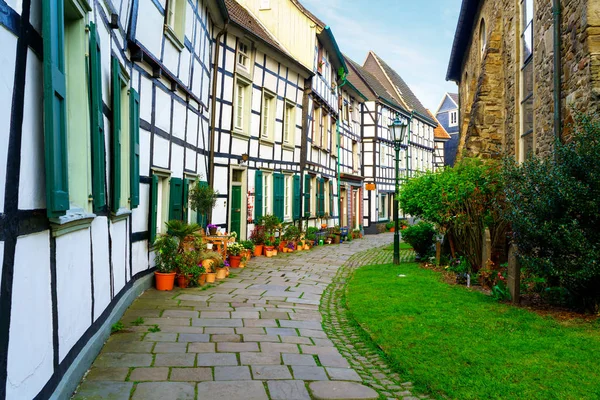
[427,109,451,140]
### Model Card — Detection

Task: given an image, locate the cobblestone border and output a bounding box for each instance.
[321,245,429,400]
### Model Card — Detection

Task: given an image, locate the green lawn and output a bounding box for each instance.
[347,261,600,399]
[385,242,413,251]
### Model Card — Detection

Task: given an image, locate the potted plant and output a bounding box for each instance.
[332,226,341,244]
[257,214,281,239]
[165,220,202,253]
[215,259,229,280]
[202,251,222,283]
[250,225,266,256]
[153,235,179,290]
[385,221,395,232]
[189,180,218,224]
[227,242,245,268]
[264,239,275,257]
[240,240,255,261]
[207,224,218,236]
[177,252,205,288]
[285,241,296,253]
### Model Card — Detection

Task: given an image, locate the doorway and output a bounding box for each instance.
[229,169,246,239]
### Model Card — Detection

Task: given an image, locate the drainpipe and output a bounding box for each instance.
[208,22,228,223]
[553,0,562,149]
[336,78,348,227]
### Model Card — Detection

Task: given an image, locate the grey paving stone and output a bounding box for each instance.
[94,353,153,367]
[318,354,350,368]
[298,329,328,338]
[153,343,187,353]
[170,367,213,381]
[177,294,211,302]
[178,333,210,342]
[72,381,133,400]
[214,366,252,381]
[242,319,278,328]
[132,382,195,400]
[311,338,334,347]
[129,367,169,381]
[104,341,155,353]
[240,352,282,365]
[217,342,259,352]
[309,381,379,399]
[267,380,311,400]
[158,326,205,334]
[200,311,231,319]
[260,311,290,320]
[188,342,216,353]
[325,367,362,381]
[210,334,241,342]
[192,318,243,327]
[144,333,178,342]
[291,366,329,381]
[279,320,322,330]
[282,353,317,366]
[266,328,298,336]
[162,310,199,318]
[300,345,340,356]
[281,336,313,345]
[232,311,260,319]
[235,327,266,335]
[144,317,191,326]
[196,353,238,366]
[197,381,268,400]
[85,367,130,381]
[242,334,281,342]
[154,353,196,367]
[251,365,293,380]
[204,327,236,334]
[259,342,300,354]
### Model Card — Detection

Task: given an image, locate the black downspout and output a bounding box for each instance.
[553,0,562,148]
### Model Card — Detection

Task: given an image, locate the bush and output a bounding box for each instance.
[399,158,507,271]
[503,113,600,312]
[401,222,436,258]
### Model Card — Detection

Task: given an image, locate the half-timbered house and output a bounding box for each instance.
[0,0,227,397]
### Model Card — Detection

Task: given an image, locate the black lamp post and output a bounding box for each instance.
[389,117,408,265]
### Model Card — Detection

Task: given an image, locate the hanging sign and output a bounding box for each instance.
[365,183,376,191]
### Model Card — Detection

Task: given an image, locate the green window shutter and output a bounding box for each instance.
[329,181,334,217]
[150,175,159,244]
[318,178,325,217]
[129,88,140,208]
[196,181,208,227]
[183,178,189,223]
[304,175,311,217]
[42,0,70,218]
[169,177,183,221]
[111,56,122,211]
[273,174,284,222]
[89,21,106,212]
[293,175,300,220]
[255,171,263,223]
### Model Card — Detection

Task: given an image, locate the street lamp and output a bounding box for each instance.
[389,116,408,265]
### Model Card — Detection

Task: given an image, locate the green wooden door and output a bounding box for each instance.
[230,186,242,237]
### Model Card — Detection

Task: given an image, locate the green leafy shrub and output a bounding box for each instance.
[401,222,436,258]
[385,221,394,231]
[283,224,300,241]
[502,113,600,312]
[153,235,179,273]
[399,158,507,271]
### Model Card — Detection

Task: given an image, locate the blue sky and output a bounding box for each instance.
[301,0,462,112]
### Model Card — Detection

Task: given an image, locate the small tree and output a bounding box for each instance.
[189,182,218,219]
[401,222,436,259]
[503,113,600,312]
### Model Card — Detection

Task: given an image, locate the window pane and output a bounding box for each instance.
[521,95,533,135]
[522,23,532,60]
[522,60,533,98]
[523,0,533,25]
[521,132,534,158]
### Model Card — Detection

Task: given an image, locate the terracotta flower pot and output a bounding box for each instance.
[278,241,287,252]
[389,227,395,232]
[206,272,216,283]
[304,244,311,250]
[202,259,215,271]
[333,235,341,244]
[264,246,275,256]
[209,228,218,236]
[198,273,207,286]
[177,274,190,289]
[216,268,227,280]
[229,255,242,268]
[254,245,264,257]
[155,271,176,291]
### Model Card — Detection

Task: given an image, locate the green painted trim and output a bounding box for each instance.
[322,26,348,75]
[51,214,95,237]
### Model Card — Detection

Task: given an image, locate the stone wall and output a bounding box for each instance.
[455,0,600,160]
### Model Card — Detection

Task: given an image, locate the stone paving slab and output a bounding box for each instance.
[73,234,424,400]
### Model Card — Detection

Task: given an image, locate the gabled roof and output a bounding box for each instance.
[317,27,348,76]
[290,0,325,29]
[427,109,451,140]
[344,55,407,112]
[449,93,459,105]
[365,52,431,119]
[434,92,459,115]
[225,0,312,76]
[446,0,481,81]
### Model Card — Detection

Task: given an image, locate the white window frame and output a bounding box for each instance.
[449,110,458,127]
[152,170,172,235]
[237,41,249,70]
[284,175,292,220]
[263,172,272,216]
[233,75,252,136]
[165,0,186,50]
[261,89,275,142]
[283,101,295,147]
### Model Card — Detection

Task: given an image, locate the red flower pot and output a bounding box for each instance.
[229,255,242,268]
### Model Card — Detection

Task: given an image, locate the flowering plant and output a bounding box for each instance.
[286,241,296,250]
[207,224,217,230]
[227,242,245,256]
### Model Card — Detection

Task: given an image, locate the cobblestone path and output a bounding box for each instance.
[73,234,422,400]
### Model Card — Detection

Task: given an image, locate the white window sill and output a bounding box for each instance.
[50,208,96,237]
[111,208,132,222]
[164,25,184,52]
[232,129,250,140]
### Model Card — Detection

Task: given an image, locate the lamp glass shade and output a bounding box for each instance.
[389,117,408,143]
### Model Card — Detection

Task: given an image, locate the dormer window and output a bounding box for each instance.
[238,42,249,69]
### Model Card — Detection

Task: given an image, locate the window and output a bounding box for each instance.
[351,102,358,122]
[449,110,458,127]
[344,102,350,122]
[379,194,386,219]
[261,90,275,141]
[233,76,251,134]
[520,0,534,161]
[317,42,324,74]
[263,172,271,216]
[324,179,330,214]
[313,107,321,145]
[331,117,337,153]
[304,174,311,216]
[150,173,172,242]
[479,19,487,57]
[321,111,328,148]
[380,144,386,164]
[284,175,292,220]
[353,141,359,173]
[284,102,295,145]
[237,42,249,69]
[165,0,186,49]
[111,56,131,212]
